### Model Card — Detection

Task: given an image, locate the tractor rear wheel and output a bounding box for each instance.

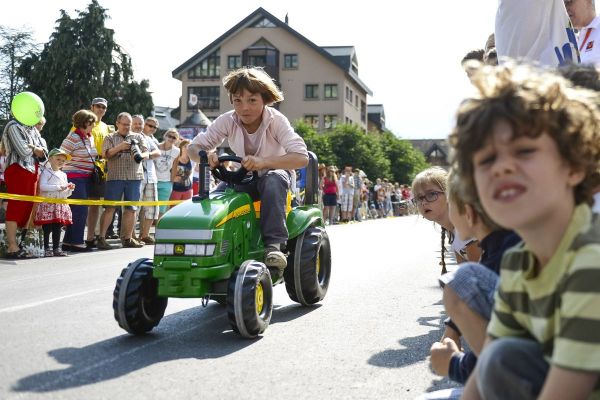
[284,226,331,305]
[113,258,168,334]
[227,260,273,338]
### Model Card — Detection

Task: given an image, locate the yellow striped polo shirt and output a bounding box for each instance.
[488,204,600,379]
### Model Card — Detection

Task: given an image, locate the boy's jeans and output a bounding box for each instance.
[477,337,549,400]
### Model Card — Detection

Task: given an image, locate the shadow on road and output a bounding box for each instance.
[367,313,445,369]
[12,302,317,394]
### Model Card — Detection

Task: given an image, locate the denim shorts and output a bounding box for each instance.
[439,262,499,320]
[104,180,141,210]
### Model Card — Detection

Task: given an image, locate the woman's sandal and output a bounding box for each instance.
[53,250,68,257]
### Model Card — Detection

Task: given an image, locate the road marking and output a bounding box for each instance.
[0,287,111,313]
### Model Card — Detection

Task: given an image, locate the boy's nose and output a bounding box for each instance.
[491,154,515,176]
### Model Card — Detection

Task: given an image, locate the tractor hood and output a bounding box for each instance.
[156,190,254,233]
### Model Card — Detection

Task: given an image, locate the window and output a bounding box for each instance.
[305,84,319,99]
[253,18,276,28]
[189,50,220,78]
[355,95,358,107]
[361,100,366,123]
[324,115,338,129]
[345,86,353,102]
[242,38,279,82]
[304,115,319,129]
[187,86,220,110]
[324,84,338,99]
[284,54,298,69]
[228,55,241,69]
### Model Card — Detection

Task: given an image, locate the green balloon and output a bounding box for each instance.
[11,92,45,126]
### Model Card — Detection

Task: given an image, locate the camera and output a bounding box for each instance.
[127,138,144,163]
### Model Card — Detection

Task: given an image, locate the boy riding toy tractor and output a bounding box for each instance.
[112,151,331,338]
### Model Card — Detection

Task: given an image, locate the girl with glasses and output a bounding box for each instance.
[411,166,480,274]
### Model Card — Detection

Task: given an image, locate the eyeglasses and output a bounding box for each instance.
[414,190,445,205]
[146,124,157,129]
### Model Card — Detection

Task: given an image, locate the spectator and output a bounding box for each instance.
[60,109,97,252]
[155,128,180,218]
[411,167,481,274]
[495,0,578,66]
[97,112,147,250]
[428,169,521,387]
[84,97,111,248]
[137,116,161,244]
[339,166,355,223]
[565,0,600,64]
[188,66,308,273]
[34,148,75,257]
[352,169,363,221]
[1,110,48,258]
[170,139,193,202]
[321,166,338,225]
[451,63,600,400]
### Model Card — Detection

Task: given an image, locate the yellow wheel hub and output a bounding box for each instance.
[255,282,264,314]
[316,253,321,276]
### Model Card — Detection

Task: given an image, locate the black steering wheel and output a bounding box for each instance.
[211,155,258,186]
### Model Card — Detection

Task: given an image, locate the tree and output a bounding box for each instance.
[327,124,390,180]
[18,0,153,147]
[377,131,429,184]
[293,120,336,165]
[0,26,39,124]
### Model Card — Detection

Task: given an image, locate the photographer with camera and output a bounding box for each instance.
[97,112,148,249]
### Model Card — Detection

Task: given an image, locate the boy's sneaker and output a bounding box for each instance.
[122,238,144,248]
[264,246,287,271]
[97,237,115,250]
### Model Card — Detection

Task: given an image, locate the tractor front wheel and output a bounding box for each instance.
[227,260,273,338]
[113,258,168,334]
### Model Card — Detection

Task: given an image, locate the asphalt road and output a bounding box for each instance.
[0,215,460,400]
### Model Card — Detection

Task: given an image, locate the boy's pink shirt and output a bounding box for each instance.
[191,106,307,159]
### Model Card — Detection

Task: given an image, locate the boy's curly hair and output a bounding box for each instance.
[449,62,600,206]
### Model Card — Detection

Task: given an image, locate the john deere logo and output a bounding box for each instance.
[174,244,185,255]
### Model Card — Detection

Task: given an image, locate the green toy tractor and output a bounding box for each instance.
[112,151,331,338]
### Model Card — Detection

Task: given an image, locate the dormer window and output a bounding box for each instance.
[253,18,276,28]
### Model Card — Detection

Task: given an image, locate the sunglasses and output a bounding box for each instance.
[147,124,157,129]
[414,190,445,205]
[94,104,107,109]
[166,135,177,140]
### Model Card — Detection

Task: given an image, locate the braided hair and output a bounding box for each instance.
[440,228,447,275]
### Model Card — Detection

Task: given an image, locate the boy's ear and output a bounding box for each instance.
[567,166,586,187]
[465,204,477,227]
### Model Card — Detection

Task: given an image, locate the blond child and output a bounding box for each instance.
[411,167,481,274]
[34,148,75,256]
[428,169,521,387]
[451,63,600,400]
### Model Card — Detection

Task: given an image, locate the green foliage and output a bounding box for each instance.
[292,121,429,183]
[0,26,39,123]
[293,120,336,165]
[377,130,429,184]
[328,124,390,181]
[17,0,153,147]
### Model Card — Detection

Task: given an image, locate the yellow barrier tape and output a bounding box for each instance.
[0,193,184,207]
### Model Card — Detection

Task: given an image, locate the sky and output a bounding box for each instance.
[2,1,503,139]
